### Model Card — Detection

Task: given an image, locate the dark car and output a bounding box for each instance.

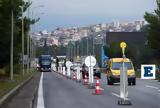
[156,66,160,81]
[81,63,101,79]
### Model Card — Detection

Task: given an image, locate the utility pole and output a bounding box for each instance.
[87,37,88,56]
[93,37,95,56]
[27,0,30,73]
[10,9,14,80]
[20,6,25,76]
[77,42,79,57]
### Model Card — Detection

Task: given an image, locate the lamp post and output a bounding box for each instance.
[30,5,44,68]
[20,6,25,76]
[10,9,14,80]
[27,0,31,73]
[86,37,88,56]
[31,5,44,32]
[93,37,95,56]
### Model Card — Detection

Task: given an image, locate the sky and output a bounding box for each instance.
[31,0,157,31]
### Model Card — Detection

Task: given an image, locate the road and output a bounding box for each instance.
[35,71,160,108]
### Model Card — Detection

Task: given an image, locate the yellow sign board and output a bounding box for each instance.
[77,56,80,60]
[120,42,127,49]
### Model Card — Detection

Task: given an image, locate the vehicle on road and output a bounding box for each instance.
[39,55,52,72]
[156,65,160,80]
[106,58,136,85]
[81,63,101,79]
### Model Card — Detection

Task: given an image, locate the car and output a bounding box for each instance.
[81,63,101,79]
[106,58,136,85]
[156,66,160,80]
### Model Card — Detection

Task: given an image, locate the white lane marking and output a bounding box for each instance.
[37,72,45,108]
[112,92,129,100]
[112,93,121,98]
[145,85,159,90]
[100,88,104,90]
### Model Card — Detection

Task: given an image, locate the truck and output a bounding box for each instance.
[39,55,52,72]
[106,58,136,85]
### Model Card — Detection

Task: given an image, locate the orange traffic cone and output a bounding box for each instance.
[95,77,101,95]
[83,74,88,85]
[73,72,76,80]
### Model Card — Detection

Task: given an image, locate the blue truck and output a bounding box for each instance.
[39,55,52,72]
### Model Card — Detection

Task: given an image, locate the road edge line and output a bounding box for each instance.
[36,72,45,108]
[0,74,34,108]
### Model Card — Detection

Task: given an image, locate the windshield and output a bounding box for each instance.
[112,62,133,70]
[41,60,51,65]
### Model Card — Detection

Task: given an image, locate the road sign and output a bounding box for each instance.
[120,42,127,49]
[85,56,96,89]
[118,42,131,105]
[76,63,81,82]
[141,65,156,79]
[85,56,96,67]
[66,61,73,67]
[120,42,127,58]
[66,61,73,78]
[77,56,80,60]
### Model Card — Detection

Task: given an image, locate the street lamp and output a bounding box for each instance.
[93,37,95,56]
[30,5,44,68]
[10,9,14,80]
[86,37,88,56]
[31,5,44,32]
[33,12,44,34]
[27,0,30,74]
[20,6,25,76]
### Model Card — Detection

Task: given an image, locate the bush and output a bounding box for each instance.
[4,64,22,75]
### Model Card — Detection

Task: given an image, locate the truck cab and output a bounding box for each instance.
[39,55,52,72]
[106,58,136,85]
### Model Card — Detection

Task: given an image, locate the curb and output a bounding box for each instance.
[31,84,38,108]
[0,75,34,108]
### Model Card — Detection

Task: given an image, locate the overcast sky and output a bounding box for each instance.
[31,0,157,31]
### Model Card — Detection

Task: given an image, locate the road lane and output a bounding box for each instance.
[100,73,160,108]
[38,72,160,108]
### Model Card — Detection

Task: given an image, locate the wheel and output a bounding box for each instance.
[128,82,131,86]
[107,77,113,85]
[132,81,136,85]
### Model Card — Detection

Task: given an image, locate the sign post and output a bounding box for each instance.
[66,61,73,79]
[60,64,63,74]
[63,66,66,76]
[85,56,96,89]
[118,42,132,105]
[76,63,81,82]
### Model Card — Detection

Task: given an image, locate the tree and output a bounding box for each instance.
[0,0,33,72]
[144,0,160,63]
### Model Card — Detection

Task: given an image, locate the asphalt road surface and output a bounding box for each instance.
[36,71,160,108]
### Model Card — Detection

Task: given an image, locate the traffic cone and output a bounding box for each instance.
[73,72,76,80]
[83,74,88,85]
[95,77,101,95]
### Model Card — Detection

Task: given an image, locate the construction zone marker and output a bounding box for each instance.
[83,73,88,85]
[94,77,101,95]
[72,72,77,80]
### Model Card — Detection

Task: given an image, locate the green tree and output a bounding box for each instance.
[144,0,160,63]
[0,0,33,73]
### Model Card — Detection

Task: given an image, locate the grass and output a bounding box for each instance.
[0,69,37,98]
